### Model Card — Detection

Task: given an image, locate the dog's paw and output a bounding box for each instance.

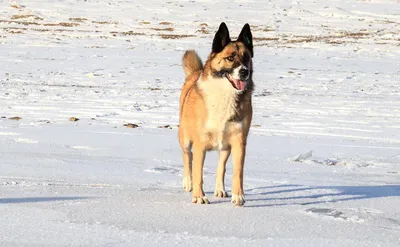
[192,196,210,204]
[214,189,229,198]
[231,194,245,207]
[182,176,192,192]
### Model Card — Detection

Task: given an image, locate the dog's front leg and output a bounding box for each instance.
[231,140,246,206]
[191,145,209,204]
[214,149,230,198]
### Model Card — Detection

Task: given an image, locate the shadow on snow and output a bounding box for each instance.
[0,196,91,204]
[243,184,400,208]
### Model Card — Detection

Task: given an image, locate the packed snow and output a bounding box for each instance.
[1,0,399,246]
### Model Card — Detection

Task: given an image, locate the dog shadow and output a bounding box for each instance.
[242,184,400,208]
[0,196,91,204]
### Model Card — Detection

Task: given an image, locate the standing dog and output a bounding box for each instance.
[178,22,254,206]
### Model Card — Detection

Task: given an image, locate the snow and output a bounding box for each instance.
[1,0,399,246]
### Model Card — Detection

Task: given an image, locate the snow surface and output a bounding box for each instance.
[1,0,400,246]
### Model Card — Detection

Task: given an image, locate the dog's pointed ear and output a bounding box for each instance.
[212,22,231,53]
[237,23,253,57]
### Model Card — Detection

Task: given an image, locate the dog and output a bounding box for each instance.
[178,22,254,206]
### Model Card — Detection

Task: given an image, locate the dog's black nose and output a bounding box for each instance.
[239,68,249,79]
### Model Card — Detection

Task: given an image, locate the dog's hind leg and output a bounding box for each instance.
[231,141,246,206]
[182,143,193,192]
[214,149,230,198]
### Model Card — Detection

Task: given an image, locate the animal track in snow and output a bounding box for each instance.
[145,166,180,174]
[305,207,365,223]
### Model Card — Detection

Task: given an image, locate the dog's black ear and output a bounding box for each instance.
[237,23,253,57]
[212,22,231,53]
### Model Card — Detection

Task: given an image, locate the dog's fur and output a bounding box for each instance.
[178,23,254,206]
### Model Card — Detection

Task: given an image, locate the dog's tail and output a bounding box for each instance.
[182,50,203,78]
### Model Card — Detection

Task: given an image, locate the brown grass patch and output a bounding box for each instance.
[140,21,151,25]
[69,117,79,122]
[197,28,209,34]
[0,20,40,26]
[92,21,118,25]
[254,37,279,41]
[11,14,35,20]
[124,123,139,128]
[43,22,80,27]
[10,4,24,9]
[69,17,88,22]
[152,27,174,31]
[285,32,370,44]
[197,23,209,34]
[159,21,172,25]
[250,25,275,32]
[110,31,145,36]
[9,116,22,121]
[7,30,24,34]
[159,34,195,39]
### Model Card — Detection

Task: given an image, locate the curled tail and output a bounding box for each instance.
[182,50,203,78]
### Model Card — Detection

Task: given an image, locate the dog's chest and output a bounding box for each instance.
[199,80,242,149]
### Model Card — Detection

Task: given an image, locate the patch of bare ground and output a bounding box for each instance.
[0,20,79,27]
[11,14,35,20]
[253,37,279,46]
[43,22,80,27]
[69,18,88,22]
[197,23,209,34]
[140,21,151,25]
[124,123,139,128]
[0,20,40,26]
[110,31,145,37]
[159,21,172,25]
[92,21,118,25]
[69,117,79,122]
[31,28,97,33]
[7,29,24,34]
[285,32,370,44]
[159,34,195,39]
[254,37,279,41]
[10,4,25,9]
[250,25,275,32]
[9,116,22,121]
[151,27,174,32]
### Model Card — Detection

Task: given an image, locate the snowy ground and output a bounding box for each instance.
[1,0,400,246]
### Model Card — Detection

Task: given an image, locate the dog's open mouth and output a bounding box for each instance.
[226,74,246,91]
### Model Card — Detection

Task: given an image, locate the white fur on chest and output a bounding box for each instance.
[198,77,243,149]
[199,77,239,131]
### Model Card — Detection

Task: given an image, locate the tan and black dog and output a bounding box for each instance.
[178,22,254,206]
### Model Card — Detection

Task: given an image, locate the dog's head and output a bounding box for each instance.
[209,22,253,93]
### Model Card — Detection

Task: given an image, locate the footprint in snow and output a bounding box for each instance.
[144,166,180,174]
[306,207,365,223]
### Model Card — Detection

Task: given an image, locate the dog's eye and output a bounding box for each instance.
[225,56,235,62]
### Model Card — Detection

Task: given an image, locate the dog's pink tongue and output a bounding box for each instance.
[233,79,245,90]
